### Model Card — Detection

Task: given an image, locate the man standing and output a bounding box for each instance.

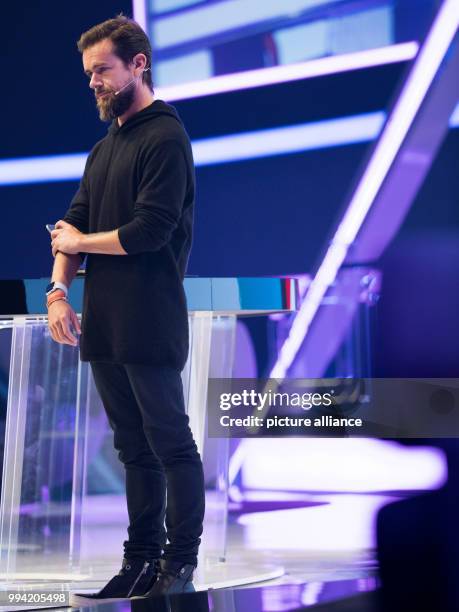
[47,15,205,602]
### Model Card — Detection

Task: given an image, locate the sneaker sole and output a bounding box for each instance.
[131,581,196,599]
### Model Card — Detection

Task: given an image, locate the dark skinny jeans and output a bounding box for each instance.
[90,361,205,566]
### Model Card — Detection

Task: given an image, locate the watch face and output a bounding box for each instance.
[46,282,55,294]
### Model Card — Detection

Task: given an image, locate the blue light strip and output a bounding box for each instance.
[157,43,418,101]
[0,103,457,186]
[0,153,88,186]
[0,112,386,186]
[192,111,385,165]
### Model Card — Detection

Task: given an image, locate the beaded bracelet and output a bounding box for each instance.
[47,296,67,308]
[46,291,67,309]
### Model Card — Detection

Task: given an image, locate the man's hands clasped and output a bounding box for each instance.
[50,220,83,257]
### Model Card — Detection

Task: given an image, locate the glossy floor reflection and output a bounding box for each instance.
[0,491,387,611]
[1,491,383,589]
[67,577,380,612]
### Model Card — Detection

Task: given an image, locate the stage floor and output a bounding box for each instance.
[0,489,395,611]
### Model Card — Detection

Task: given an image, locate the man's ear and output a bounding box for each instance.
[133,53,147,74]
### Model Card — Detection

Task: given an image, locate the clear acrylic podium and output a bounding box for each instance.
[0,276,298,587]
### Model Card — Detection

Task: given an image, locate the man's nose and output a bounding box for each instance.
[89,73,103,90]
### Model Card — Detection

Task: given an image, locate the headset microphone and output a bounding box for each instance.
[114,67,150,96]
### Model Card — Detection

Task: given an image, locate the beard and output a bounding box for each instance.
[95,80,136,122]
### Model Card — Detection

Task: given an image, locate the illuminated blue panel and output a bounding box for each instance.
[330,6,393,55]
[155,50,212,86]
[274,7,393,64]
[152,0,332,49]
[274,20,329,64]
[137,0,402,93]
[22,276,297,314]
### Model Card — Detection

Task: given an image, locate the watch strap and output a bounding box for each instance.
[46,281,68,297]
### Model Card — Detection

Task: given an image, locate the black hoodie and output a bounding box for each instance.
[63,99,195,369]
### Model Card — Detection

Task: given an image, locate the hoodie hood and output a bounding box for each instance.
[108,99,182,135]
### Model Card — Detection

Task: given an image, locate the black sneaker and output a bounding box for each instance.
[71,557,159,606]
[143,559,196,597]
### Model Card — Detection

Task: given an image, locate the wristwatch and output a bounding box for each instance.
[46,281,68,297]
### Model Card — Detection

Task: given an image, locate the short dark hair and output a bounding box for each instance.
[77,14,153,90]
